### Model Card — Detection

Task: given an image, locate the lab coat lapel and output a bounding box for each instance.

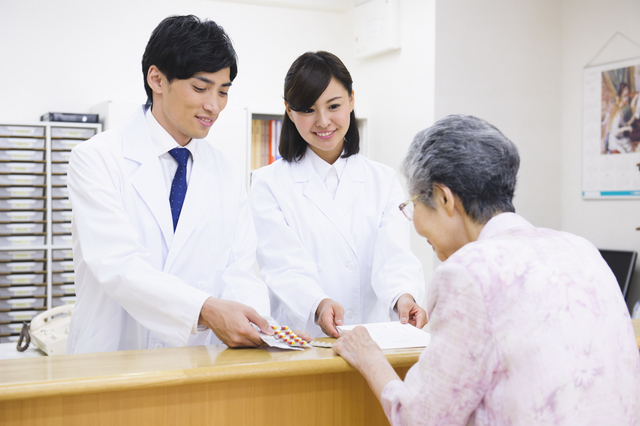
[294,156,357,255]
[334,155,364,218]
[165,140,216,270]
[124,109,174,249]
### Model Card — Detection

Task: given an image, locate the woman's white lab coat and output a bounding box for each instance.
[66,107,269,354]
[251,153,424,336]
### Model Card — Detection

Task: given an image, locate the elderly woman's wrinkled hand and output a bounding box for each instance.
[332,326,383,371]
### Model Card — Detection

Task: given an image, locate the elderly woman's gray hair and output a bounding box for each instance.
[401,114,520,224]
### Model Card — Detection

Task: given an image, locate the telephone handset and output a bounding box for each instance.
[16,304,74,356]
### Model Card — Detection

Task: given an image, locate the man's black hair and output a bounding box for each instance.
[142,15,238,108]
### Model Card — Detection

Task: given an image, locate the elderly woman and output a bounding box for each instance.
[334,115,640,425]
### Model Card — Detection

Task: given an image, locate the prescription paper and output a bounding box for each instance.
[337,322,430,350]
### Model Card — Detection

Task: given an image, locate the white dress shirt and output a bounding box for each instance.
[145,109,201,335]
[306,147,346,200]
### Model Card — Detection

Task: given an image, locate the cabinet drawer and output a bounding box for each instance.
[52,249,73,260]
[0,236,46,247]
[0,211,45,222]
[53,235,72,246]
[0,163,45,174]
[0,175,45,185]
[0,285,45,298]
[0,223,45,234]
[51,127,96,139]
[52,260,73,271]
[0,274,45,285]
[50,163,69,174]
[51,175,67,186]
[51,199,72,210]
[51,186,69,198]
[0,199,45,210]
[0,309,39,322]
[52,272,75,283]
[52,211,72,222]
[0,187,44,198]
[0,150,44,161]
[0,138,45,149]
[52,296,76,307]
[0,322,23,334]
[0,261,45,273]
[52,223,71,234]
[0,250,45,260]
[0,125,45,137]
[51,284,75,296]
[52,139,83,150]
[51,151,72,162]
[0,297,45,310]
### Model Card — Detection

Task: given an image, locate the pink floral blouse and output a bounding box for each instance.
[382,213,640,425]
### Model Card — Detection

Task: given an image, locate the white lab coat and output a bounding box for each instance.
[251,153,424,336]
[66,107,269,354]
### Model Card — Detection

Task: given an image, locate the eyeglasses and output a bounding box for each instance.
[399,194,419,222]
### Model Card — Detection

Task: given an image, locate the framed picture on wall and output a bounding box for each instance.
[583,58,640,199]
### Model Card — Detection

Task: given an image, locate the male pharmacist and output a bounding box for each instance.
[66,15,273,354]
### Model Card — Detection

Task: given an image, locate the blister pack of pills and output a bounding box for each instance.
[309,341,333,348]
[258,325,310,351]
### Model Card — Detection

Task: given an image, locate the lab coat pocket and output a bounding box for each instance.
[80,309,125,353]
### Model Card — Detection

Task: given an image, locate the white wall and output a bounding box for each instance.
[0,0,347,122]
[561,0,640,312]
[435,0,564,231]
[350,0,437,290]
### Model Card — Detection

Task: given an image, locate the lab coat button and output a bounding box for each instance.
[346,262,356,270]
[317,263,323,272]
[346,310,354,319]
[154,343,163,349]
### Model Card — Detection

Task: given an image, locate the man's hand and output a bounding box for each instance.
[198,297,273,348]
[315,298,344,338]
[395,293,428,329]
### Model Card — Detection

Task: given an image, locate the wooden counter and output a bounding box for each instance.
[0,339,421,426]
[2,320,639,426]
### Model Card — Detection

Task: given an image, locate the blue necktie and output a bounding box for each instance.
[168,148,190,231]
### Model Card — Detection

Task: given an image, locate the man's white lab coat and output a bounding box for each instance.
[66,107,269,354]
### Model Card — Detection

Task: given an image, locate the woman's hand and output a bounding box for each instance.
[315,298,344,338]
[395,293,428,329]
[332,326,382,370]
[333,326,400,402]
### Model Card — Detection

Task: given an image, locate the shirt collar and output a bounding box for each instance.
[306,146,347,181]
[145,108,197,157]
[477,212,534,241]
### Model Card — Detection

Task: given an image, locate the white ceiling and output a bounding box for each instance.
[213,0,355,13]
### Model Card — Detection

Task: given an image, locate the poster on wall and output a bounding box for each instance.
[583,58,640,199]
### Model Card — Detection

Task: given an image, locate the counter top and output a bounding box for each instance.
[0,338,422,402]
[2,319,639,404]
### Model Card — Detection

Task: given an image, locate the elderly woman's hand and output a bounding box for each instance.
[333,326,401,403]
[333,326,383,371]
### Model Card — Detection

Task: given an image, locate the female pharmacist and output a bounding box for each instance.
[251,51,426,338]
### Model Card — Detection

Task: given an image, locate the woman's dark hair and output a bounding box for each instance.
[280,51,359,162]
[142,15,238,108]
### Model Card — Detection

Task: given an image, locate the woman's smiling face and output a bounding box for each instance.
[286,77,354,164]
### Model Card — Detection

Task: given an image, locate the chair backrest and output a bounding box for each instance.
[598,249,637,298]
